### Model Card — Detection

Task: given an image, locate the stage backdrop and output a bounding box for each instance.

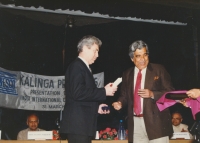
[0,67,104,111]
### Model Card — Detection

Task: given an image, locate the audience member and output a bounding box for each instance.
[17,113,44,140]
[171,112,193,139]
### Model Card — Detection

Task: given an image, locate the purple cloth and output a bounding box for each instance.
[156,90,187,111]
[185,96,200,119]
[156,90,200,119]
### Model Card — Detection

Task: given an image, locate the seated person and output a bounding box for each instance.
[17,113,44,140]
[171,112,193,139]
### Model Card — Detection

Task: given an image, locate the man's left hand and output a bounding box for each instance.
[138,89,154,98]
[98,104,110,114]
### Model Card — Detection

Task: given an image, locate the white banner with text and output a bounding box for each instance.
[0,67,104,111]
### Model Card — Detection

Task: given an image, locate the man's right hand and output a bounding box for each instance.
[181,128,188,132]
[186,88,200,99]
[104,83,118,96]
[112,101,122,110]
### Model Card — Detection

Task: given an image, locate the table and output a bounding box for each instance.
[0,140,195,143]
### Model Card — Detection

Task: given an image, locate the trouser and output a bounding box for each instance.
[133,116,169,143]
[67,134,92,143]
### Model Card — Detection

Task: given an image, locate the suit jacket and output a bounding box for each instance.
[59,58,106,137]
[118,63,174,142]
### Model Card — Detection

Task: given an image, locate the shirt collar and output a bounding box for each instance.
[135,66,147,73]
[78,56,90,69]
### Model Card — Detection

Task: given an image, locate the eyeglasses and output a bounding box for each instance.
[134,53,149,59]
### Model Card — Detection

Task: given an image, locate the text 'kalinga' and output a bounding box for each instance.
[20,75,64,88]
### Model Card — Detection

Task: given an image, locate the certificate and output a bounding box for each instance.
[113,77,122,86]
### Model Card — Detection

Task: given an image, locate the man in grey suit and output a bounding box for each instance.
[112,40,174,143]
[59,35,117,143]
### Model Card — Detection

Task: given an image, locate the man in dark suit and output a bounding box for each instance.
[112,40,174,143]
[59,35,117,143]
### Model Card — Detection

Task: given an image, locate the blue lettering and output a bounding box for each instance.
[0,71,17,95]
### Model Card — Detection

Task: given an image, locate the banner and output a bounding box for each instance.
[0,67,104,111]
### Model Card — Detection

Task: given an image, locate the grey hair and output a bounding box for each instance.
[77,35,102,53]
[129,40,149,58]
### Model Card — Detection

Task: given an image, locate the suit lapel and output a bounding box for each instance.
[130,67,135,99]
[144,64,153,89]
[77,58,93,75]
[143,64,153,109]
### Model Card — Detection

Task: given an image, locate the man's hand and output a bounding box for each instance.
[104,83,118,96]
[138,89,154,98]
[98,104,110,114]
[181,128,188,132]
[179,98,189,107]
[186,89,200,99]
[112,101,122,110]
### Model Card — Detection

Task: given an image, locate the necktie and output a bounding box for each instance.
[134,70,142,115]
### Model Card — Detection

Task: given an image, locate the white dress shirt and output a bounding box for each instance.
[134,67,147,114]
